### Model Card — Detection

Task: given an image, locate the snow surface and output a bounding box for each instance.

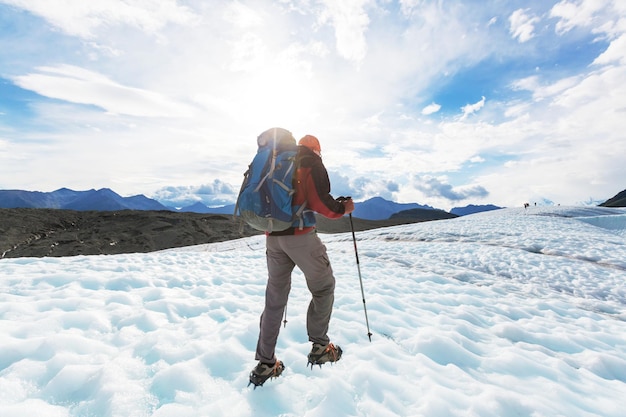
[1,206,626,417]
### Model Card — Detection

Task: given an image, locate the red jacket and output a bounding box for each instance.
[270,146,345,235]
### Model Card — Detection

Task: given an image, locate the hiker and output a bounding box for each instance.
[249,134,355,387]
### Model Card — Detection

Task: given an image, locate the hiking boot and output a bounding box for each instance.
[248,360,285,388]
[307,342,342,367]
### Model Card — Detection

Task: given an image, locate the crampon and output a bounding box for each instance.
[248,360,285,389]
[307,343,343,368]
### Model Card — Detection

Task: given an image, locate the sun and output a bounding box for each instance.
[232,63,323,130]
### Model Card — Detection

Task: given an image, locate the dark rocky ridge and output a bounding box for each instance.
[390,208,458,221]
[600,189,626,207]
[1,208,436,258]
[0,209,261,258]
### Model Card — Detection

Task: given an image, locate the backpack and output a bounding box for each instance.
[235,127,306,233]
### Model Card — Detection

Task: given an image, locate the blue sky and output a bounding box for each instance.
[1,0,625,210]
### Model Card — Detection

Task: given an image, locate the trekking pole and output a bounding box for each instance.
[283,303,288,328]
[341,197,372,342]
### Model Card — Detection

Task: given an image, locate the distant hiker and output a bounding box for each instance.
[249,134,354,388]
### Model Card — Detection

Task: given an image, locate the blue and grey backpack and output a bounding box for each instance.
[235,127,306,233]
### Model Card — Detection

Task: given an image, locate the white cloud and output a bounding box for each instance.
[509,8,540,43]
[343,175,400,201]
[223,1,264,29]
[12,65,197,117]
[421,103,441,115]
[511,75,540,92]
[151,180,238,207]
[460,96,486,120]
[593,34,626,65]
[1,0,198,38]
[550,0,604,35]
[414,175,489,201]
[512,75,581,102]
[319,0,370,62]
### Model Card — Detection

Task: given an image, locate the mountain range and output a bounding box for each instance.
[0,188,168,212]
[0,187,553,220]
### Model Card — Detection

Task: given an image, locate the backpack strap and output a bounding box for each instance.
[254,128,279,193]
[295,200,307,230]
[293,153,311,230]
[234,165,252,234]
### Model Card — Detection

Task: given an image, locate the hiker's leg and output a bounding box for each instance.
[255,235,294,363]
[282,232,335,345]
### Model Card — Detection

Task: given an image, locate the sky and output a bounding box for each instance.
[0,0,625,211]
[1,206,625,416]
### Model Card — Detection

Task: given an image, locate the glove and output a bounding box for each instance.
[337,196,354,214]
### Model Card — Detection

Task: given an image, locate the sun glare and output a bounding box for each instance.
[235,65,322,128]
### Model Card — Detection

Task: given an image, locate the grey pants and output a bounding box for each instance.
[255,231,336,364]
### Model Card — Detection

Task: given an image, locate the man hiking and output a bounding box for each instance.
[249,134,355,387]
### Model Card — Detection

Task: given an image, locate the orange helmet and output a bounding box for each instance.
[299,135,321,155]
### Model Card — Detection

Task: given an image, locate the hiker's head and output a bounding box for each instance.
[299,135,321,156]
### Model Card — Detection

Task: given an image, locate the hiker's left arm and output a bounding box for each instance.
[305,164,346,219]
